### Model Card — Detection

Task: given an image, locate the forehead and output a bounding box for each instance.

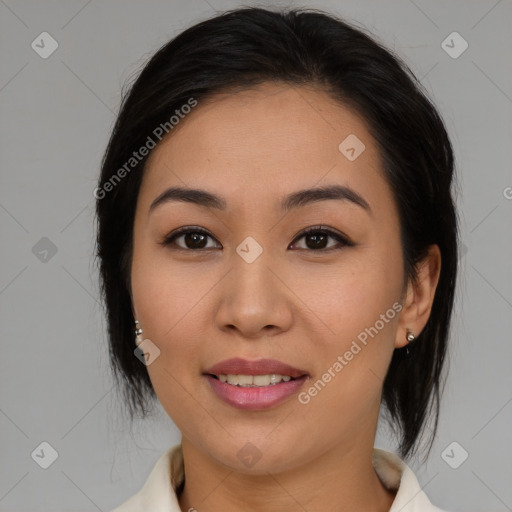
[140,82,391,215]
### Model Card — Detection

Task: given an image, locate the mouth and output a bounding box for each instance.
[202,358,309,410]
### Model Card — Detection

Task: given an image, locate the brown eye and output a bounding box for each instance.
[161,227,219,250]
[290,226,353,251]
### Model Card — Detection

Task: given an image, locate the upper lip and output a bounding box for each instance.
[204,358,308,378]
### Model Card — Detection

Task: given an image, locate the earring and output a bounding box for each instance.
[406,330,415,355]
[134,319,144,346]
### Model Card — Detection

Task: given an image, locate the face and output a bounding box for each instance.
[130,82,408,474]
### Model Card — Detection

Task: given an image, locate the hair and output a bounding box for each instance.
[95,6,459,459]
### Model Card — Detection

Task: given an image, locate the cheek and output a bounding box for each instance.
[296,249,401,405]
[296,248,401,338]
[131,240,198,338]
[130,245,209,360]
[299,307,397,430]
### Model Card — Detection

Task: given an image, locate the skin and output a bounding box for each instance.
[129,82,441,512]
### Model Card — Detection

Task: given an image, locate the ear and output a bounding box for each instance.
[395,244,442,349]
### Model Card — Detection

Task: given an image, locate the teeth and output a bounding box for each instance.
[216,374,293,386]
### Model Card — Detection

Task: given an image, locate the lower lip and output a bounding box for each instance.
[204,375,308,410]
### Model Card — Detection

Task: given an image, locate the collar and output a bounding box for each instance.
[111,444,446,512]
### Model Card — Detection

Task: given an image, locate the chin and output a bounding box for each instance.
[206,437,305,476]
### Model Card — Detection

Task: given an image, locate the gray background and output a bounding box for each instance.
[1,0,511,511]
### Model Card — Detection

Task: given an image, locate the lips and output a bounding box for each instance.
[203,357,309,379]
[203,358,310,410]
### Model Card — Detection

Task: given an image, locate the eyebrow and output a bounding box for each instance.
[148,184,372,216]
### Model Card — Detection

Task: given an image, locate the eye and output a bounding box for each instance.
[160,225,353,252]
[160,226,220,251]
[289,225,353,251]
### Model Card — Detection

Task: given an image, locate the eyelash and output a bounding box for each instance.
[160,225,354,253]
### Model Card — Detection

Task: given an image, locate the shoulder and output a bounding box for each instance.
[108,444,183,512]
[373,448,453,512]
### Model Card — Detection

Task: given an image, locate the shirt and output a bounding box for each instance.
[110,443,449,512]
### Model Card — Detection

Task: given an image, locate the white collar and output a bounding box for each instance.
[110,444,447,512]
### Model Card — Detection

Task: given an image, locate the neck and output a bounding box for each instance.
[177,435,396,512]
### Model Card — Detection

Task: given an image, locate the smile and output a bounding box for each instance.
[211,374,294,386]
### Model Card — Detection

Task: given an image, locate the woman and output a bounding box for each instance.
[96,6,459,511]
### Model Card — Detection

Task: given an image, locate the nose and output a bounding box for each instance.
[214,243,293,339]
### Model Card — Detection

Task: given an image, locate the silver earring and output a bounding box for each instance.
[134,320,144,346]
[406,330,415,355]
